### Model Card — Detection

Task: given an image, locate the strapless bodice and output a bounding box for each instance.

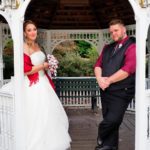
[30,51,46,76]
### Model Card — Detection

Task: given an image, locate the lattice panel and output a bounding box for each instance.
[0,93,14,150]
[101,24,136,46]
[38,29,101,54]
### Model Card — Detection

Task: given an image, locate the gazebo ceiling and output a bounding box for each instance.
[1,0,135,29]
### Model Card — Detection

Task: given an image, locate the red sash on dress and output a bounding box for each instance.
[24,53,55,90]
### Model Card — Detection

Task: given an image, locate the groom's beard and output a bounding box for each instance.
[118,32,127,41]
[113,33,126,42]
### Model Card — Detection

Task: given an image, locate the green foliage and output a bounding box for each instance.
[3,38,14,79]
[3,55,14,79]
[75,40,93,58]
[57,52,83,76]
[4,38,13,49]
[2,38,99,78]
[53,41,99,77]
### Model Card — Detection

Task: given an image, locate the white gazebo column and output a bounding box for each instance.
[129,0,150,150]
[135,13,148,150]
[98,29,103,53]
[0,0,31,150]
[11,13,26,150]
[11,1,31,150]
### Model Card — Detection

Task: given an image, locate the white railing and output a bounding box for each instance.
[38,25,136,54]
[0,77,149,150]
[146,90,150,149]
[101,24,135,45]
[0,91,14,150]
[38,29,102,54]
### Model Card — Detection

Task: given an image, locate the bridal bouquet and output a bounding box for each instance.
[47,54,59,77]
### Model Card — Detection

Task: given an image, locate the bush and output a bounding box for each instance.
[54,50,99,77]
[3,55,14,79]
[3,38,14,79]
[75,40,92,58]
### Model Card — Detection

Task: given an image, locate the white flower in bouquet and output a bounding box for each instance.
[47,54,59,77]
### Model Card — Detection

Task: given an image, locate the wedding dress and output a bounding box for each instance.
[1,51,71,150]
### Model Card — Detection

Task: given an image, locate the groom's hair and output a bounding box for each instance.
[109,19,125,27]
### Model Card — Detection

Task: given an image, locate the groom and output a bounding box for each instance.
[94,19,136,150]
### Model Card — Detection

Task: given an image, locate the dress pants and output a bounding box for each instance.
[98,88,134,148]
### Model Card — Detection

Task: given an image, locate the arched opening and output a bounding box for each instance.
[3,34,14,79]
[0,15,13,83]
[146,25,150,88]
[0,1,140,150]
[0,14,14,150]
[52,40,99,76]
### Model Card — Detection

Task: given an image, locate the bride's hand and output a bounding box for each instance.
[43,62,49,69]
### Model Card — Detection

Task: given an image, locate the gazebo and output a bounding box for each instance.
[0,0,149,150]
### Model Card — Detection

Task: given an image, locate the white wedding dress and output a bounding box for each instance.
[1,51,71,150]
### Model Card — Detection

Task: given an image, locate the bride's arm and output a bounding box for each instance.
[25,62,49,75]
[24,43,49,75]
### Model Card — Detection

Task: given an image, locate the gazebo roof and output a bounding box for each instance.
[0,0,135,29]
[25,0,135,29]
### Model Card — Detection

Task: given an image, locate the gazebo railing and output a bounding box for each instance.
[53,77,136,111]
[53,77,101,108]
[0,77,149,150]
[0,92,14,150]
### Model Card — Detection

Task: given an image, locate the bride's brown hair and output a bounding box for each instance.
[23,20,37,32]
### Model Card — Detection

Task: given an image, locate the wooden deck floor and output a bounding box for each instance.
[66,108,135,150]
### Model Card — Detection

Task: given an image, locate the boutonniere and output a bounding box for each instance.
[118,43,123,49]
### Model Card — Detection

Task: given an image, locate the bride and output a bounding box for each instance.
[11,20,71,150]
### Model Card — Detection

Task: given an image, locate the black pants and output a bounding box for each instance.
[98,88,134,148]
